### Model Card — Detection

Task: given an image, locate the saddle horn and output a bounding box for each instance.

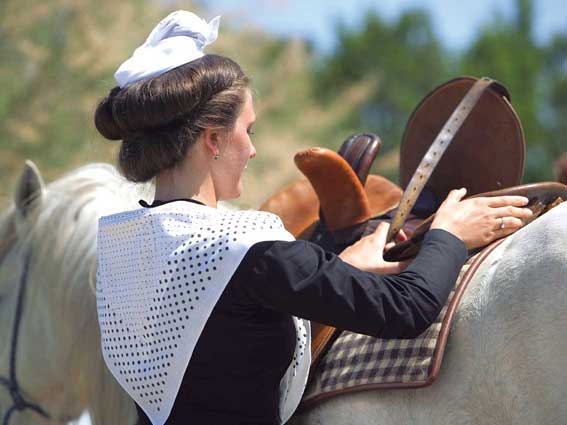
[294,147,372,231]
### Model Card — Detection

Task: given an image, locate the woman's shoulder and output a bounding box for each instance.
[99,200,287,232]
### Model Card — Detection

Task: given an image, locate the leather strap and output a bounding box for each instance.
[0,248,51,425]
[387,77,498,242]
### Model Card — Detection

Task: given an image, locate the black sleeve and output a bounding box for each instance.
[233,229,467,339]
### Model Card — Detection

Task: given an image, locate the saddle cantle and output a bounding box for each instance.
[400,76,525,203]
[387,77,526,241]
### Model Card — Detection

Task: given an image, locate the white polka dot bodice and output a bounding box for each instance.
[96,202,311,425]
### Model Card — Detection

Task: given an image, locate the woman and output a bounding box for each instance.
[94,10,533,425]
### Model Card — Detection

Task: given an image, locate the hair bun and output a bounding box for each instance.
[94,55,249,182]
[94,86,124,141]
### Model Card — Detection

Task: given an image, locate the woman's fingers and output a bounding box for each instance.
[373,221,408,246]
[444,188,467,205]
[491,205,534,220]
[495,216,524,231]
[384,240,403,253]
[482,195,530,208]
[355,191,531,273]
[379,259,411,274]
[372,221,390,244]
[395,229,408,242]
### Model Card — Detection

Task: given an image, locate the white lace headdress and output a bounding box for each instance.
[96,202,311,425]
[114,10,220,88]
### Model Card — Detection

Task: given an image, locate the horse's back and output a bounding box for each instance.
[293,203,567,425]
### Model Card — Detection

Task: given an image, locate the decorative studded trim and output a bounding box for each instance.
[96,201,311,425]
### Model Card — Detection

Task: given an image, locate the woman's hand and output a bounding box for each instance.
[431,188,533,250]
[339,221,411,274]
[338,188,533,273]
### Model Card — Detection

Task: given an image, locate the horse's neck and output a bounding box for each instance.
[38,195,139,423]
[66,210,139,424]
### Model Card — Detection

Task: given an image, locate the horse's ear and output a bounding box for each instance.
[15,160,45,219]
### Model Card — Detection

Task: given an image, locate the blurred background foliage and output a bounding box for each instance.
[0,0,565,208]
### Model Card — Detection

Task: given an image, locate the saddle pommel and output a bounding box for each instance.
[294,148,372,231]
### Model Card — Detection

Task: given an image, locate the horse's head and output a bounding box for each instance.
[0,161,146,424]
[0,160,69,424]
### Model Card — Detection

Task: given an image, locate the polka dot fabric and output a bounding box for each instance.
[279,315,310,424]
[96,201,311,425]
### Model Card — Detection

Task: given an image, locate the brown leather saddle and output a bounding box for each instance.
[260,133,402,241]
[260,76,567,382]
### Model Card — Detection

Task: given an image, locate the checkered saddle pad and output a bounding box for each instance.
[300,240,503,408]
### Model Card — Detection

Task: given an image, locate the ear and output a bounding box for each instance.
[201,128,223,156]
[15,160,45,219]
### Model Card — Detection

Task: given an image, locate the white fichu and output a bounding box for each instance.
[96,201,311,425]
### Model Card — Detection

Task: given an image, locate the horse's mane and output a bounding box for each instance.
[0,163,152,424]
[11,163,152,282]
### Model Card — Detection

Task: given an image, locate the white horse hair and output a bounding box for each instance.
[0,162,146,425]
[1,161,566,425]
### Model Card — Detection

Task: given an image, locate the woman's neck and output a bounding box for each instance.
[154,164,218,208]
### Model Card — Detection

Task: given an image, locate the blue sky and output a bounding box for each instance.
[200,0,567,53]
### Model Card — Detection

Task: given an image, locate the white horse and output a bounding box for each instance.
[1,161,566,425]
[0,162,141,425]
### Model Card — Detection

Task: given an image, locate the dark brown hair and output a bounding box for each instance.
[94,54,250,182]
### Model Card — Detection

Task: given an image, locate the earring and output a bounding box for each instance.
[213,154,220,160]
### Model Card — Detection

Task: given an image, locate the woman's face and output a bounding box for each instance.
[213,89,257,200]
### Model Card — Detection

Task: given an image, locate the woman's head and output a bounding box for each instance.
[94,54,250,183]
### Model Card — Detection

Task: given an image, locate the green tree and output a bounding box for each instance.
[458,0,563,181]
[0,0,168,199]
[312,9,450,179]
[544,33,567,161]
[315,0,565,182]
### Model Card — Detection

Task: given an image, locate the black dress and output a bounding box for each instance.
[135,198,467,425]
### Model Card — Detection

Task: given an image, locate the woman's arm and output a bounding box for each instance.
[233,229,467,339]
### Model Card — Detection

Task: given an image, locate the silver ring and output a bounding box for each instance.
[499,217,505,230]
